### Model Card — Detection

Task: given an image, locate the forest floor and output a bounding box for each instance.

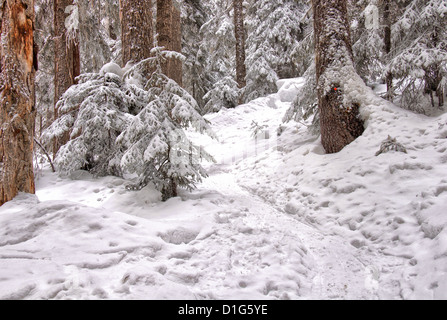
[0,78,446,299]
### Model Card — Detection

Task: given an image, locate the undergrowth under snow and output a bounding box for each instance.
[0,78,446,299]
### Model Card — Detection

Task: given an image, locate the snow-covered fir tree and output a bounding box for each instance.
[351,0,385,84]
[44,46,215,201]
[34,0,119,140]
[389,0,447,112]
[244,0,309,102]
[199,0,239,113]
[43,63,147,177]
[180,0,211,112]
[119,46,215,200]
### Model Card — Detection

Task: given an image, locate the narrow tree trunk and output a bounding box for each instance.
[169,3,183,86]
[234,0,246,104]
[120,0,154,68]
[53,0,80,156]
[383,0,393,100]
[0,0,36,205]
[438,87,444,107]
[313,0,364,154]
[157,0,173,76]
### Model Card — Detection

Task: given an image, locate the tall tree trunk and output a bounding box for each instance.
[169,2,182,86]
[53,0,80,156]
[234,0,246,104]
[383,0,393,100]
[313,0,364,154]
[120,0,154,68]
[0,0,36,205]
[157,0,173,76]
[156,0,183,199]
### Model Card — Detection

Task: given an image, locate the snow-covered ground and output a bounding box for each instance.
[1,78,446,299]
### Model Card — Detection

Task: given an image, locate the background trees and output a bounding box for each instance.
[245,0,309,102]
[53,0,80,155]
[1,0,446,205]
[233,0,246,104]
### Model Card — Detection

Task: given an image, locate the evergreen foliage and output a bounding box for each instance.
[44,47,215,200]
[245,0,309,102]
[389,0,447,112]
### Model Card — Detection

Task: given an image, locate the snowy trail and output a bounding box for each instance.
[180,171,396,300]
[181,80,404,299]
[1,77,446,299]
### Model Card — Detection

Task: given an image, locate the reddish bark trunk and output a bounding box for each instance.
[0,0,36,205]
[120,0,154,68]
[157,0,173,76]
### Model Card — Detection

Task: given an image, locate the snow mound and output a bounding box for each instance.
[99,62,124,78]
[232,80,447,299]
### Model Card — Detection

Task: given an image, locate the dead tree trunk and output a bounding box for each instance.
[53,0,80,156]
[0,0,36,205]
[234,0,246,104]
[313,0,365,154]
[120,0,154,68]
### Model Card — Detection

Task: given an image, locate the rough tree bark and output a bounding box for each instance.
[313,0,365,154]
[120,0,154,68]
[156,0,184,200]
[53,0,80,156]
[0,0,36,205]
[157,0,173,76]
[169,2,182,86]
[234,0,246,104]
[156,0,183,85]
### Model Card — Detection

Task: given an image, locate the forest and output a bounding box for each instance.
[0,0,446,300]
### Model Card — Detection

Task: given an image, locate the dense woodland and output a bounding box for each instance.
[1,0,447,301]
[1,0,446,203]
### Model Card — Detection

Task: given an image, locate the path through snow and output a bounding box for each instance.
[0,78,446,299]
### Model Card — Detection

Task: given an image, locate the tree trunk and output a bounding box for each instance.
[234,0,246,104]
[53,0,80,156]
[157,0,173,77]
[383,0,393,100]
[0,0,36,205]
[169,3,183,86]
[120,0,154,68]
[313,0,364,154]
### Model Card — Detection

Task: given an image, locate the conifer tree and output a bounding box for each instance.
[313,0,365,153]
[389,0,446,111]
[245,0,308,102]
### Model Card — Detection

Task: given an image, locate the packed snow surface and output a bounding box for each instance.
[1,78,447,299]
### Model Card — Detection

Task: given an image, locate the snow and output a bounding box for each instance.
[99,62,124,78]
[1,78,447,299]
